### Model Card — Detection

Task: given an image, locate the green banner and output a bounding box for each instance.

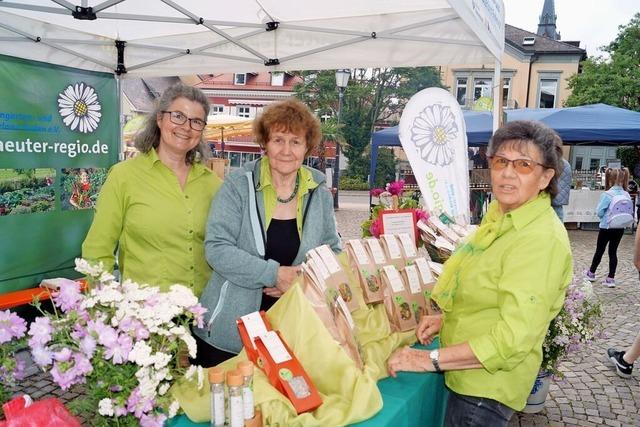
[0,54,119,294]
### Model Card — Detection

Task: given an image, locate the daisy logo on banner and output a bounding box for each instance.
[57,82,102,133]
[410,104,458,166]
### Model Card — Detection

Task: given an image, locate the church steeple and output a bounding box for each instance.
[537,0,561,40]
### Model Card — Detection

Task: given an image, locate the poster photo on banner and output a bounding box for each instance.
[398,87,470,224]
[0,54,118,294]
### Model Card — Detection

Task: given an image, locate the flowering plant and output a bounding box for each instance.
[28,259,206,426]
[361,180,429,244]
[0,309,28,417]
[542,280,603,377]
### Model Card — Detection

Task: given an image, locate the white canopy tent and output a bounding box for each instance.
[0,0,504,127]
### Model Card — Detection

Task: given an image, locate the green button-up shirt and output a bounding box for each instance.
[435,193,573,410]
[82,149,222,295]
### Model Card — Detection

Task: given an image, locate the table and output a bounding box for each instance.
[166,342,449,427]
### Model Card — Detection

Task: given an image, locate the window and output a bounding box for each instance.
[271,72,284,86]
[575,157,583,170]
[538,78,558,108]
[589,158,600,170]
[210,105,224,115]
[473,78,492,101]
[455,78,467,106]
[229,152,241,167]
[234,73,246,85]
[502,78,511,105]
[237,106,250,118]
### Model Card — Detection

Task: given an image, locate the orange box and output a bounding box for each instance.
[236,311,273,364]
[254,330,322,414]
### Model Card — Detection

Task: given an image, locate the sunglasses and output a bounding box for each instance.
[489,155,550,175]
[161,110,206,131]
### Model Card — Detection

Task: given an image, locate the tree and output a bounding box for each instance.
[565,13,640,111]
[317,118,345,171]
[294,67,443,181]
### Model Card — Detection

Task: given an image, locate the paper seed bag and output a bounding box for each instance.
[345,239,384,304]
[380,265,416,332]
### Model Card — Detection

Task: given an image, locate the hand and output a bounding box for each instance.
[416,314,443,345]
[387,346,429,377]
[275,266,301,294]
[263,287,284,298]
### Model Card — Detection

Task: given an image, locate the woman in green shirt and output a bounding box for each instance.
[387,121,573,426]
[82,83,222,295]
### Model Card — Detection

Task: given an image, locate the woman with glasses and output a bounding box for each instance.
[82,83,222,296]
[192,99,341,366]
[387,121,572,427]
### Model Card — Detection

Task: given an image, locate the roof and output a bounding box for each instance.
[505,24,586,57]
[195,73,301,92]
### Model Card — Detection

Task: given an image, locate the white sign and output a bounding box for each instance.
[564,189,602,223]
[399,87,470,223]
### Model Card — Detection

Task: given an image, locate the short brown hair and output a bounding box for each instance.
[253,98,321,157]
[488,120,563,197]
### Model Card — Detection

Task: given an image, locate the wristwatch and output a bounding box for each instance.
[429,349,442,373]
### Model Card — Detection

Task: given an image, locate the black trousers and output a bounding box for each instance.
[589,228,625,278]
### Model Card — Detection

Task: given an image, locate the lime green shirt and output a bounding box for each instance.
[82,149,222,295]
[435,194,573,410]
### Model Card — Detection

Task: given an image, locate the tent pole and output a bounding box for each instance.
[116,75,124,161]
[492,59,502,132]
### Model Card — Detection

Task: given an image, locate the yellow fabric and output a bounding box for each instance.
[173,253,415,426]
[257,156,320,236]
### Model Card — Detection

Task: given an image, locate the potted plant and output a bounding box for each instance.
[524,279,604,413]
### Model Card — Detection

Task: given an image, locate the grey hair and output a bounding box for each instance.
[134,83,211,164]
[488,120,563,197]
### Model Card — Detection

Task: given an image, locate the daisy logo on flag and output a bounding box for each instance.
[410,104,458,166]
[57,82,102,133]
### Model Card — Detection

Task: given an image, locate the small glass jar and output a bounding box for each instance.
[208,367,225,427]
[226,370,244,427]
[238,361,255,420]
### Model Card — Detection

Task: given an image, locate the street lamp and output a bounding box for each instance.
[333,69,350,209]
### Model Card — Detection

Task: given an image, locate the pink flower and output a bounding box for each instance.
[139,413,168,427]
[188,305,207,329]
[369,218,382,238]
[370,188,384,197]
[53,280,82,313]
[104,333,133,364]
[386,180,405,196]
[28,316,53,346]
[415,209,429,223]
[0,310,27,343]
[31,345,53,367]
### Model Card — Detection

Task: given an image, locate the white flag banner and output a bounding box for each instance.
[399,87,470,224]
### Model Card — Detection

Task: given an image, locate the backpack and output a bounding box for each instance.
[604,192,635,228]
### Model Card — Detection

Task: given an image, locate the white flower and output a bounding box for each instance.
[185,365,197,380]
[129,341,153,366]
[75,258,104,277]
[159,382,171,396]
[410,104,458,166]
[98,398,114,416]
[153,352,172,370]
[168,285,198,308]
[58,83,102,133]
[182,334,197,359]
[168,400,180,418]
[196,365,205,390]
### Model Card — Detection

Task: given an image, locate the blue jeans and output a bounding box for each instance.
[444,391,514,427]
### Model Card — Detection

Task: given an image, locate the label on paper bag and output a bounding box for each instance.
[398,233,417,257]
[240,311,268,349]
[414,257,434,283]
[308,251,331,280]
[404,265,422,294]
[381,234,402,259]
[335,295,355,329]
[348,239,370,265]
[365,238,386,264]
[261,331,292,363]
[316,245,342,273]
[382,266,405,293]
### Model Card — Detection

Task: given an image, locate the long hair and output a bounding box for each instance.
[134,83,211,164]
[605,167,630,191]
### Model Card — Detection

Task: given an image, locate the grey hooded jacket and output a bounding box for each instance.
[193,159,341,353]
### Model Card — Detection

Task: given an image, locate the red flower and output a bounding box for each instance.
[81,183,91,192]
[386,180,405,196]
[370,188,384,197]
[369,218,382,238]
[415,209,429,223]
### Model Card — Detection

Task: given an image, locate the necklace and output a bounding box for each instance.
[276,175,299,204]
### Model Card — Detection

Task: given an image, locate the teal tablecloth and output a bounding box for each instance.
[166,342,449,427]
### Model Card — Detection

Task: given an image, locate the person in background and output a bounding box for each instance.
[551,158,572,221]
[584,168,633,288]
[606,229,640,378]
[193,98,341,367]
[387,121,572,427]
[83,83,222,295]
[472,146,489,169]
[69,168,93,209]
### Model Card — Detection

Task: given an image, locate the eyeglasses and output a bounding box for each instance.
[161,110,206,131]
[489,155,550,175]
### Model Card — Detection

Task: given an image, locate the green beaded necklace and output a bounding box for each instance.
[276,174,300,204]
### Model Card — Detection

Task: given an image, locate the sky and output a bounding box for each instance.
[503,0,639,57]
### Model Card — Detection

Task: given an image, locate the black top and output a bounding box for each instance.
[261,218,300,311]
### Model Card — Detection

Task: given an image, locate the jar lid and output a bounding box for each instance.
[208,367,225,384]
[238,360,254,376]
[226,369,243,387]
